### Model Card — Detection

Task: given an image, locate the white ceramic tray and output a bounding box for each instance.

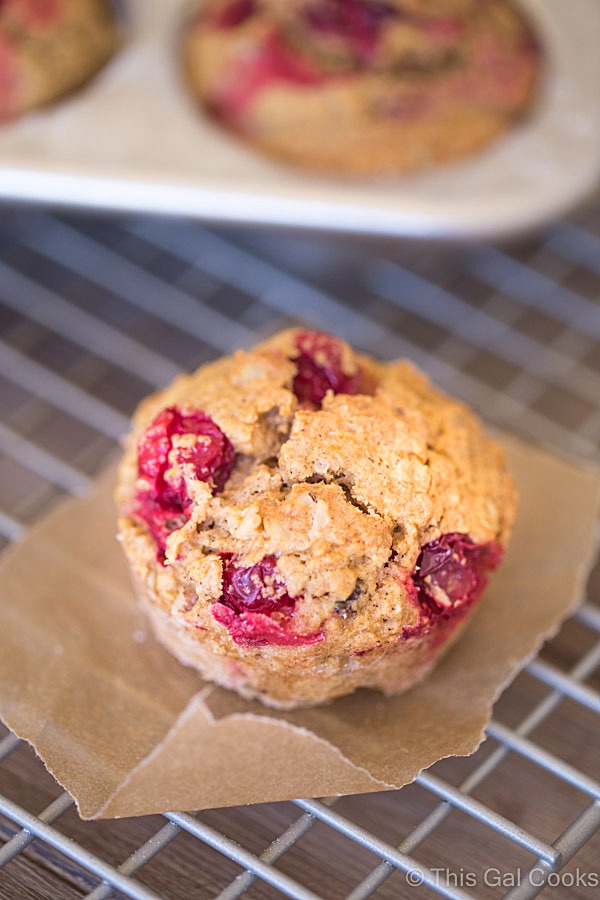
[0,0,598,239]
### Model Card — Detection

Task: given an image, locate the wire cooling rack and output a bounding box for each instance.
[0,207,599,900]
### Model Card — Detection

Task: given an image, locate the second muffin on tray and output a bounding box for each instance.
[117,329,516,708]
[183,0,540,175]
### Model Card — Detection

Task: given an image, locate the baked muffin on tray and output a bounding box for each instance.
[182,0,540,175]
[262,0,481,72]
[0,0,118,121]
[117,330,516,709]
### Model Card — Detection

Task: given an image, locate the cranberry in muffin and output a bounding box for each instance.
[0,0,117,121]
[182,0,540,175]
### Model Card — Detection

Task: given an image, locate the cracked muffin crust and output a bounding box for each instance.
[182,0,540,175]
[0,0,117,121]
[117,329,516,708]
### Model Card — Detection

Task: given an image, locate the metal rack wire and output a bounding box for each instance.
[0,206,599,899]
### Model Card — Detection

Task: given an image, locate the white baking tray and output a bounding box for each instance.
[0,0,598,239]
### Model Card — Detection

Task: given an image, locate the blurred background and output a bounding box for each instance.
[0,198,599,899]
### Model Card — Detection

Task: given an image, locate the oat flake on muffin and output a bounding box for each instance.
[117,329,516,708]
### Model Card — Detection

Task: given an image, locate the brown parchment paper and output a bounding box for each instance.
[0,433,599,819]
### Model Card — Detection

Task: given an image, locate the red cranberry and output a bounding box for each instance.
[257,32,325,85]
[213,554,323,646]
[212,0,256,29]
[292,330,362,406]
[220,554,295,615]
[375,92,428,121]
[212,602,323,647]
[132,496,190,557]
[413,532,503,621]
[212,30,326,120]
[303,0,396,58]
[133,407,234,558]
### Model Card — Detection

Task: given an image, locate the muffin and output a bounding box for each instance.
[182,0,540,175]
[116,329,516,709]
[0,0,118,121]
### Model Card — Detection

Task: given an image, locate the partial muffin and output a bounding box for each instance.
[0,0,118,121]
[116,329,516,709]
[182,0,540,175]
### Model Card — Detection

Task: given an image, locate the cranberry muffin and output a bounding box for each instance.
[0,0,118,121]
[116,330,516,708]
[182,0,540,175]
